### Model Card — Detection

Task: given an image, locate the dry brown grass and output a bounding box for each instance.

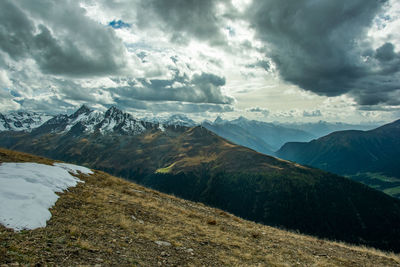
[1,148,400,266]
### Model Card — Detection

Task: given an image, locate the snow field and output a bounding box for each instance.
[0,162,92,231]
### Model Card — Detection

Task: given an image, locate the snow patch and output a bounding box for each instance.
[54,162,93,175]
[0,162,91,231]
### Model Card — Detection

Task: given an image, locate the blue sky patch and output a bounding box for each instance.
[108,19,131,29]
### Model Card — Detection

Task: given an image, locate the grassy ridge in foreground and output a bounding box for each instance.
[1,148,400,266]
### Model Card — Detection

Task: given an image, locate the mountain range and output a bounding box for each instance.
[143,113,197,127]
[0,111,51,132]
[202,116,315,155]
[1,108,377,158]
[1,106,400,252]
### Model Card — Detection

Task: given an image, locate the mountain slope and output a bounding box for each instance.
[1,148,400,266]
[1,107,400,252]
[202,120,276,155]
[277,119,400,178]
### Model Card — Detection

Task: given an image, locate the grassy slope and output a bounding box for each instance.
[349,172,400,198]
[1,148,400,266]
[201,122,276,155]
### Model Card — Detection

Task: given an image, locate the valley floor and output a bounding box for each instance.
[0,149,399,266]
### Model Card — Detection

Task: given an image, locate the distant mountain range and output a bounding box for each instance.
[1,108,378,158]
[278,121,379,138]
[1,105,400,251]
[144,113,197,127]
[0,106,196,135]
[202,116,315,155]
[277,119,400,198]
[32,105,157,136]
[0,111,51,132]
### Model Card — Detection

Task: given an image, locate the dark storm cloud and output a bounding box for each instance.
[0,1,34,60]
[113,72,233,105]
[248,0,400,106]
[375,42,397,62]
[358,105,400,112]
[0,0,127,77]
[137,0,228,45]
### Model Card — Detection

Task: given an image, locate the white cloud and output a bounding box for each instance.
[0,70,12,88]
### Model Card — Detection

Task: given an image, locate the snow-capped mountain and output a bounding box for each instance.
[0,106,198,136]
[0,112,52,132]
[142,113,197,127]
[36,105,155,136]
[162,114,197,127]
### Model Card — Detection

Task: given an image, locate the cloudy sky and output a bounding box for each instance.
[1,0,400,123]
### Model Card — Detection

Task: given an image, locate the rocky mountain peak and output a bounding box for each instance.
[72,105,92,117]
[213,116,225,124]
[105,106,123,118]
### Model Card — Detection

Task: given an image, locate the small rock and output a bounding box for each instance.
[131,215,137,220]
[207,219,216,225]
[186,248,194,253]
[155,241,171,246]
[161,251,168,257]
[132,189,144,193]
[138,219,144,224]
[157,261,162,266]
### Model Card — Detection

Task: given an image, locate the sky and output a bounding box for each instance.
[0,0,400,123]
